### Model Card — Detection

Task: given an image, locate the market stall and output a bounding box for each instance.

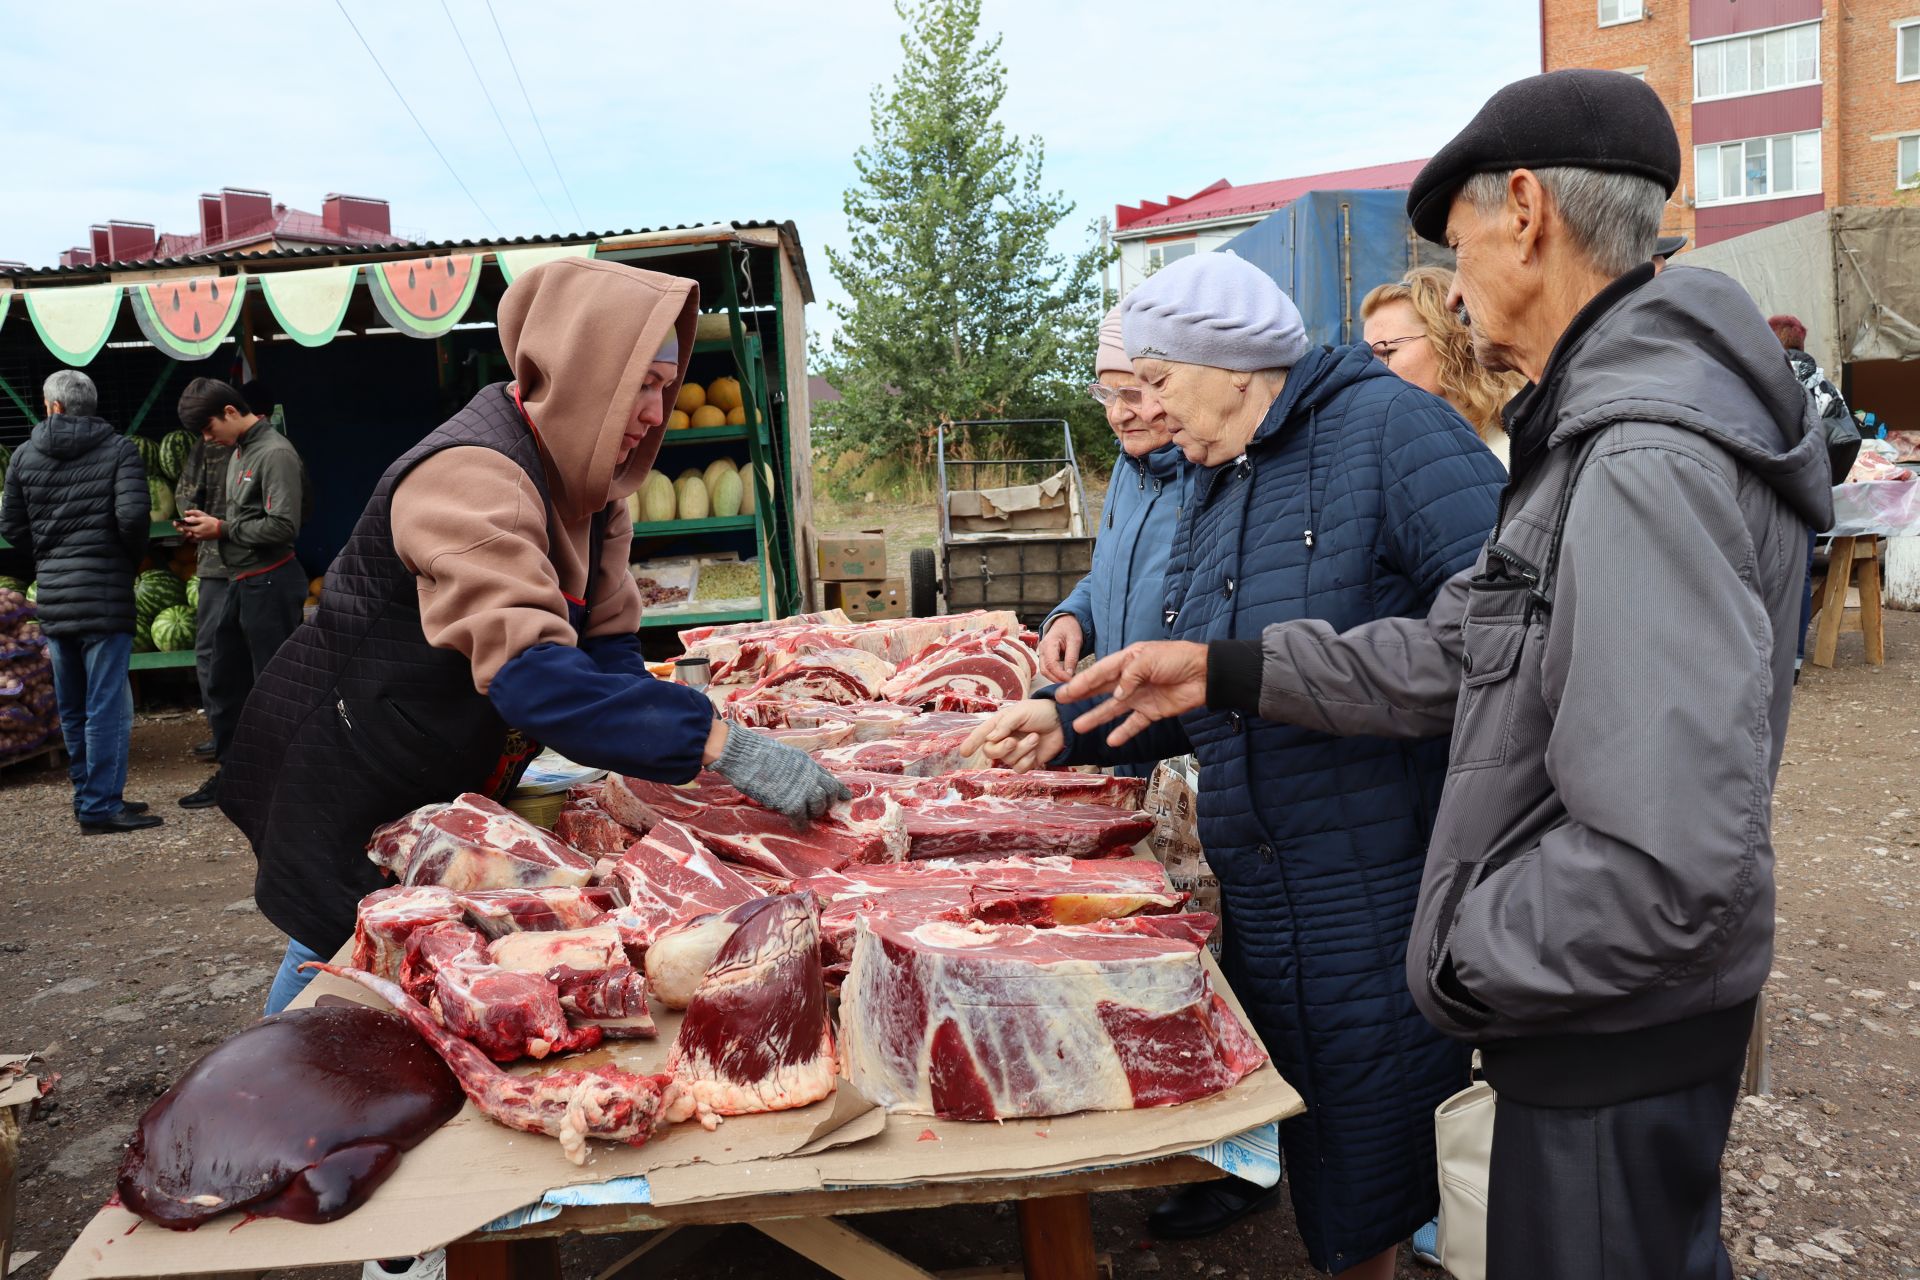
[0,221,822,671]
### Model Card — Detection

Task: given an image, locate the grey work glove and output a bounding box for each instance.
[710,723,852,823]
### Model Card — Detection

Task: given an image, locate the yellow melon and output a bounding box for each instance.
[725,405,746,426]
[690,404,727,429]
[667,409,690,431]
[674,382,706,413]
[707,376,744,413]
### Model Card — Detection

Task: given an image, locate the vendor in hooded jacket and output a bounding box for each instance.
[219,259,847,1013]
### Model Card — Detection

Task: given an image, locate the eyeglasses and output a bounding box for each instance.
[1369,333,1427,366]
[1087,382,1154,408]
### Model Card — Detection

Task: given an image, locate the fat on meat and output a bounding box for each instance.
[840,914,1265,1120]
[402,922,601,1063]
[352,885,465,980]
[600,821,761,955]
[488,925,656,1038]
[604,773,908,880]
[368,793,594,891]
[456,886,623,938]
[880,628,1037,708]
[552,786,642,858]
[901,795,1154,861]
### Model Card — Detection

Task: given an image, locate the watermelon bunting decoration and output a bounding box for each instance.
[133,274,247,361]
[151,604,195,652]
[135,569,187,625]
[369,255,479,338]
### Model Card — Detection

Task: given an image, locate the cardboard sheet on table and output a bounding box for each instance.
[51,965,880,1278]
[0,1053,44,1109]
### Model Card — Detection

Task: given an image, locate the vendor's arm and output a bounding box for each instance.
[391,449,714,783]
[585,501,644,640]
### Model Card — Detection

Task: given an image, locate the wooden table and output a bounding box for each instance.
[1811,534,1885,667]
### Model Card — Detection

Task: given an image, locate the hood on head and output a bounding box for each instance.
[496,258,697,520]
[1544,266,1833,530]
[33,414,117,461]
[1248,342,1400,447]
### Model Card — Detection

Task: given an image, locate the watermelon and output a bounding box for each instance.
[0,442,10,491]
[135,569,187,623]
[133,436,162,475]
[185,575,199,611]
[133,621,153,653]
[368,254,480,338]
[158,430,195,481]
[133,274,246,360]
[25,581,37,604]
[148,476,176,523]
[151,604,195,652]
[0,575,27,595]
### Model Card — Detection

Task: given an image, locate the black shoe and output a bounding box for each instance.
[1146,1175,1282,1240]
[178,774,221,809]
[79,810,165,835]
[121,800,151,814]
[192,739,216,760]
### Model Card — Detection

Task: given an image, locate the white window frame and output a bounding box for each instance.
[1144,241,1196,273]
[1598,0,1644,27]
[1899,135,1920,191]
[1693,130,1823,207]
[1899,19,1920,82]
[1692,21,1821,103]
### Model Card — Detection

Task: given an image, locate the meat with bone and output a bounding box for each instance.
[117,1003,464,1229]
[603,773,908,879]
[401,922,602,1062]
[352,885,466,980]
[811,727,985,778]
[552,787,641,858]
[688,610,1021,685]
[488,925,656,1038]
[367,793,594,892]
[762,720,857,751]
[457,886,623,939]
[951,769,1147,810]
[307,963,690,1164]
[665,894,837,1117]
[600,820,761,954]
[740,644,895,705]
[840,914,1265,1120]
[879,628,1037,709]
[645,897,758,1009]
[902,795,1154,861]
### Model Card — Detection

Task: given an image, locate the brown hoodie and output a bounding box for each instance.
[391,258,696,691]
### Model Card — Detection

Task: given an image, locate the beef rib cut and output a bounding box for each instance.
[352,886,465,981]
[368,793,594,891]
[601,820,761,954]
[879,628,1036,708]
[552,786,641,858]
[604,773,907,880]
[900,795,1154,861]
[840,914,1265,1119]
[665,894,837,1118]
[456,886,622,939]
[488,925,656,1038]
[401,922,602,1063]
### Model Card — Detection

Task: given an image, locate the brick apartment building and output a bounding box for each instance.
[1543,0,1920,247]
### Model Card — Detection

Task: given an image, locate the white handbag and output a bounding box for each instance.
[1434,1074,1494,1280]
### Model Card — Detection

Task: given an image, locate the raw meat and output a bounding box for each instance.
[665,894,837,1117]
[812,729,984,778]
[880,628,1037,708]
[117,1004,464,1229]
[367,793,594,891]
[457,886,622,938]
[688,610,1021,685]
[352,885,465,980]
[403,922,602,1062]
[604,773,908,879]
[645,898,758,1009]
[840,915,1265,1120]
[950,769,1146,811]
[741,645,894,705]
[601,821,761,953]
[552,786,641,857]
[762,720,857,751]
[309,964,689,1165]
[901,796,1154,861]
[488,925,655,1038]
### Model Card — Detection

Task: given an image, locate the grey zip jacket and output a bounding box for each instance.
[1209,265,1833,1079]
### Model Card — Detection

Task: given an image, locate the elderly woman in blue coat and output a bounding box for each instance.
[1036,308,1187,775]
[962,252,1505,1279]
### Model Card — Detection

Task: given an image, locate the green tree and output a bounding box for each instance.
[815,0,1110,495]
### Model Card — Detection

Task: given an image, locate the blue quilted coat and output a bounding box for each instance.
[1054,344,1505,1271]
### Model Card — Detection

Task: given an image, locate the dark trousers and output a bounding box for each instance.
[194,575,227,721]
[206,562,305,761]
[47,630,134,821]
[1487,1065,1742,1280]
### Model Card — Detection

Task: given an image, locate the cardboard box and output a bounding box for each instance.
[824,578,907,620]
[947,466,1083,538]
[816,530,889,581]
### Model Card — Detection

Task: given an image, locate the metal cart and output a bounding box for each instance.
[911,419,1094,626]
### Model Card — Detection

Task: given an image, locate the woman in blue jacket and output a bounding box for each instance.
[965,253,1505,1278]
[1037,307,1186,782]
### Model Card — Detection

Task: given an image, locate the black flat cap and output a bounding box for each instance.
[1407,69,1681,244]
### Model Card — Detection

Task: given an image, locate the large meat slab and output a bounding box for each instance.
[840,915,1266,1120]
[600,820,761,952]
[603,773,907,879]
[367,793,594,891]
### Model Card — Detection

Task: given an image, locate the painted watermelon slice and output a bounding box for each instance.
[133,274,247,360]
[369,254,479,338]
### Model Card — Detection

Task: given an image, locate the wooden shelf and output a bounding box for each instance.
[638,605,765,631]
[129,650,196,671]
[632,515,757,537]
[658,425,749,446]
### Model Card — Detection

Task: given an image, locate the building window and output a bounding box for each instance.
[1599,0,1643,26]
[1694,24,1819,101]
[1900,21,1920,81]
[1901,136,1920,190]
[1694,130,1821,205]
[1145,241,1195,273]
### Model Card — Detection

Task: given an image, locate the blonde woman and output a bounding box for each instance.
[1362,266,1522,467]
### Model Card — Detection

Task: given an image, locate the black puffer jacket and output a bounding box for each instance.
[0,416,150,636]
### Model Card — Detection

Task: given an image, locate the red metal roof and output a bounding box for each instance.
[1115,159,1430,232]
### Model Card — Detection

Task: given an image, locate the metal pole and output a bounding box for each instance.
[1100,216,1112,304]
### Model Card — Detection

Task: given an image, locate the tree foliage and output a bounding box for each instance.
[814,0,1110,494]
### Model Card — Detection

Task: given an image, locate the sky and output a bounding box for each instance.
[0,1,1541,334]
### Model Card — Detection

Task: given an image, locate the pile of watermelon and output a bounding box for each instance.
[134,568,195,653]
[135,430,197,524]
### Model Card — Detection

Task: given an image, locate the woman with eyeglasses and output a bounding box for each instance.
[1035,307,1188,724]
[1362,267,1522,467]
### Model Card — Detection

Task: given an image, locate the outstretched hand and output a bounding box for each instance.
[1056,640,1210,748]
[957,699,1065,774]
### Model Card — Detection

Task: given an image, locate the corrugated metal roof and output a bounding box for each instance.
[1116,161,1428,234]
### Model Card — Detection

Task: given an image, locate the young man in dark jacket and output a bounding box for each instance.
[1042,72,1833,1280]
[173,378,308,808]
[0,371,162,833]
[171,432,233,760]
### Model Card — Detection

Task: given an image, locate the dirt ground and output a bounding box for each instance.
[3,615,1917,1280]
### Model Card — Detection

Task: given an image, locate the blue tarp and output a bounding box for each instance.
[1222,189,1454,350]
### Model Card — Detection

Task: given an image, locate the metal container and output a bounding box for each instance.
[673,656,712,688]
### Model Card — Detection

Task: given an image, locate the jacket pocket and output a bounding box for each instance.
[336,694,494,795]
[1425,858,1495,1031]
[1447,577,1530,773]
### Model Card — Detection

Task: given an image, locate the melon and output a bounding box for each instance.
[702,457,738,494]
[677,468,703,484]
[675,382,706,413]
[158,430,195,481]
[148,477,176,523]
[151,604,195,652]
[369,254,480,338]
[135,569,187,623]
[706,376,743,413]
[674,475,710,521]
[637,472,676,523]
[25,581,37,604]
[186,576,199,611]
[690,405,726,429]
[134,274,246,360]
[133,621,153,653]
[134,436,163,475]
[709,468,743,519]
[667,410,691,432]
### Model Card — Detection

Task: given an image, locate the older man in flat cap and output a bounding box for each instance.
[1049,70,1833,1277]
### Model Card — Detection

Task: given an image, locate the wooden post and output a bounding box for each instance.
[1744,990,1772,1097]
[1811,535,1856,667]
[446,1239,561,1280]
[1016,1193,1098,1280]
[1857,538,1885,666]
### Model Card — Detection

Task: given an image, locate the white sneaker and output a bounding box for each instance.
[362,1250,446,1280]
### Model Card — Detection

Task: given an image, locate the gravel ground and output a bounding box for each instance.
[3,615,1917,1279]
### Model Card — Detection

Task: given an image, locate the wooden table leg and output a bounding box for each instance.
[1858,539,1885,666]
[446,1239,562,1280]
[1017,1192,1098,1280]
[1811,536,1855,668]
